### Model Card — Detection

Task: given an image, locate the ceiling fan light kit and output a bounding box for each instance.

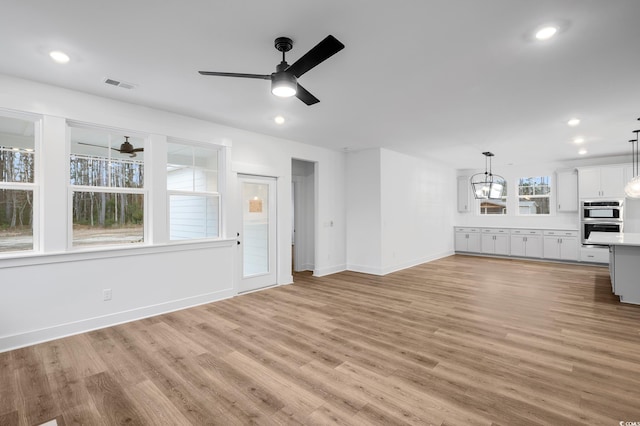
[271,69,297,97]
[199,34,344,105]
[470,152,507,200]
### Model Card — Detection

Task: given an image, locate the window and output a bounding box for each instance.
[518,176,550,215]
[479,185,507,215]
[0,114,37,253]
[69,125,145,247]
[167,141,221,240]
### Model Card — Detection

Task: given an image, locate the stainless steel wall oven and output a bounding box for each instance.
[581,200,623,245]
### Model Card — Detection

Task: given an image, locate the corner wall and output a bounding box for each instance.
[0,74,347,352]
[346,148,456,275]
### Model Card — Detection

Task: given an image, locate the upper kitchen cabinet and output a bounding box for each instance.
[556,169,578,212]
[457,176,471,213]
[578,166,625,199]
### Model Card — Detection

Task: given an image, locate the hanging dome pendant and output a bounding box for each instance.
[470,152,506,200]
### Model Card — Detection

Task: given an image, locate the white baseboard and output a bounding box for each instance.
[380,250,454,275]
[348,250,455,276]
[0,288,235,353]
[313,263,347,277]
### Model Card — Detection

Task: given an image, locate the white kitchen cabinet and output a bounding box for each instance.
[580,246,609,263]
[543,230,579,261]
[556,169,578,212]
[510,229,543,258]
[454,227,480,252]
[578,166,625,199]
[457,176,472,212]
[481,228,510,255]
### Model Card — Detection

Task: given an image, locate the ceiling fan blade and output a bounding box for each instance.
[198,71,271,79]
[131,148,144,153]
[295,84,320,105]
[286,35,345,78]
[77,142,120,152]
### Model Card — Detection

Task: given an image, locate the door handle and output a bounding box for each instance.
[237,232,241,245]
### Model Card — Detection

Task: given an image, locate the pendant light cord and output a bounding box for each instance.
[635,130,639,177]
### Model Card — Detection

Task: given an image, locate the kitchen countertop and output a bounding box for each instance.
[455,226,578,231]
[588,232,640,247]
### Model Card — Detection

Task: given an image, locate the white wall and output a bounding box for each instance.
[229,130,346,278]
[456,156,640,230]
[380,149,456,274]
[346,149,382,273]
[457,162,581,229]
[0,74,347,352]
[346,148,456,275]
[456,154,640,236]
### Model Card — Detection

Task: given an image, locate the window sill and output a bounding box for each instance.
[0,238,236,269]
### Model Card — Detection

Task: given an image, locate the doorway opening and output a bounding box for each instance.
[291,159,316,276]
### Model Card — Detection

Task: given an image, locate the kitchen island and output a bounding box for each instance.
[588,232,640,305]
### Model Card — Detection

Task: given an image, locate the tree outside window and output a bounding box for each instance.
[0,114,36,253]
[69,125,145,247]
[518,176,551,215]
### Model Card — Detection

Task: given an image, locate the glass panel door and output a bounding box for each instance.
[238,175,277,292]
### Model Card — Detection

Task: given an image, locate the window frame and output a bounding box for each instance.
[166,139,223,242]
[67,123,148,250]
[516,175,552,216]
[0,111,41,255]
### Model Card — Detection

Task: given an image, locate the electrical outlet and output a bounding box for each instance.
[103,288,112,301]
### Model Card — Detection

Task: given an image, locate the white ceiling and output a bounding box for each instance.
[2,0,640,169]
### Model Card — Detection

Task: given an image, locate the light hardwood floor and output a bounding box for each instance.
[2,255,640,425]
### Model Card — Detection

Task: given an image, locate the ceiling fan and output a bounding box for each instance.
[77,136,143,158]
[199,35,345,105]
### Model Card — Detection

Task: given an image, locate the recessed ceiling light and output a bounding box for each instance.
[573,137,584,144]
[274,115,285,125]
[578,149,588,155]
[49,50,70,64]
[567,118,580,127]
[535,26,558,40]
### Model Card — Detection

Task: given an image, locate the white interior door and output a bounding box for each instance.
[238,175,277,292]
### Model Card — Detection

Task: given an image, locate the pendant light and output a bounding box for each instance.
[624,123,640,198]
[470,152,506,199]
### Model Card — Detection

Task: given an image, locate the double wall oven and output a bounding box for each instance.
[581,200,623,245]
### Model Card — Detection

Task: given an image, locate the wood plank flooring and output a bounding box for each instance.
[2,255,640,425]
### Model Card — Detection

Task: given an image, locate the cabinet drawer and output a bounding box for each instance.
[481,228,510,234]
[455,227,480,233]
[580,247,609,263]
[511,229,542,236]
[544,230,579,237]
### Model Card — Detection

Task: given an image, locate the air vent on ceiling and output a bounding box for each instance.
[103,78,137,90]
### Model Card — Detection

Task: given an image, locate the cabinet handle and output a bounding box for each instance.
[558,204,561,210]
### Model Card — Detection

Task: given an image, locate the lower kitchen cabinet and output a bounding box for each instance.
[481,228,510,255]
[454,227,481,252]
[510,229,543,258]
[542,230,579,261]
